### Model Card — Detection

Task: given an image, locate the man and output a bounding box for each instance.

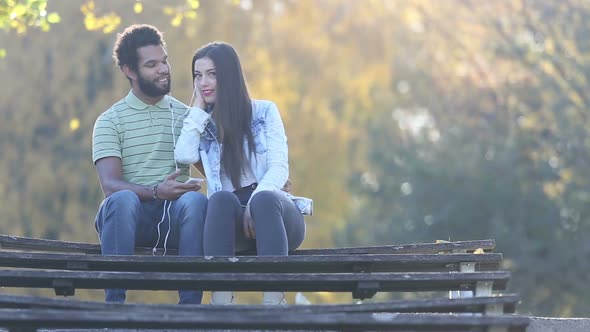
[92,24,207,304]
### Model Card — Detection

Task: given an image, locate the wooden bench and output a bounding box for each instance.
[0,308,530,332]
[0,292,527,332]
[0,293,521,314]
[0,269,510,299]
[0,247,506,298]
[0,234,496,255]
[0,235,525,332]
[0,251,503,272]
[0,236,508,299]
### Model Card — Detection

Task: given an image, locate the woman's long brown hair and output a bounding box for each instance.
[192,42,255,189]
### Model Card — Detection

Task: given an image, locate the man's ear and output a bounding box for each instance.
[121,64,137,81]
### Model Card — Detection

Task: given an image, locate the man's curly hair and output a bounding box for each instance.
[112,24,166,73]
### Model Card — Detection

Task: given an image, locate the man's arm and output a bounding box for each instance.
[95,157,154,200]
[96,157,203,201]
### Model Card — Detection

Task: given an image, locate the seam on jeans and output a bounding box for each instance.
[113,199,118,253]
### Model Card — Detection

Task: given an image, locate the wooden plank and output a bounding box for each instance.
[0,309,530,331]
[0,293,521,314]
[0,270,510,295]
[0,234,495,255]
[0,251,502,273]
[294,240,495,255]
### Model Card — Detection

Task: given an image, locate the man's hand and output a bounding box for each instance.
[243,202,256,239]
[156,170,202,200]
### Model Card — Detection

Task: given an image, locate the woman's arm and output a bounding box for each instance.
[251,101,289,198]
[174,106,211,164]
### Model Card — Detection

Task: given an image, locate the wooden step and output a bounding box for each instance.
[0,234,495,255]
[0,293,521,314]
[0,270,510,299]
[0,251,502,273]
[0,309,530,332]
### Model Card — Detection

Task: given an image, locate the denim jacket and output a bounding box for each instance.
[175,99,312,215]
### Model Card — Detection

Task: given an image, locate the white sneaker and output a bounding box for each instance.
[210,291,235,305]
[262,292,287,305]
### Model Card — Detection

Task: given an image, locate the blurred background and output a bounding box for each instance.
[0,0,588,316]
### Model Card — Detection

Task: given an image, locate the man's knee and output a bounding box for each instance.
[104,190,141,211]
[177,191,208,216]
[96,190,141,231]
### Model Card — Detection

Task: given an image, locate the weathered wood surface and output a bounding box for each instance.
[0,270,510,297]
[0,251,502,273]
[0,293,520,314]
[0,309,530,332]
[0,235,495,255]
[0,235,520,331]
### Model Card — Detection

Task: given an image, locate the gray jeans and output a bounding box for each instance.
[204,190,306,255]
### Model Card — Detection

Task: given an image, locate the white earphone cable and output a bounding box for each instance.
[153,89,198,256]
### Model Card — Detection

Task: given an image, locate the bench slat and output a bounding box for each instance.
[0,309,530,331]
[0,234,495,255]
[0,251,502,273]
[0,270,510,293]
[0,293,520,314]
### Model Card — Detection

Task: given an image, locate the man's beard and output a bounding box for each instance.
[138,74,171,97]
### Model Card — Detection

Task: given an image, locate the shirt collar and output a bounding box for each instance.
[125,90,170,110]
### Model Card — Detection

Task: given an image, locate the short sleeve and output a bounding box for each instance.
[92,113,121,164]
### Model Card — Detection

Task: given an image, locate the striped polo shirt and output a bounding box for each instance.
[92,90,190,185]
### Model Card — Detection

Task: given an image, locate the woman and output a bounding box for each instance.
[175,42,312,305]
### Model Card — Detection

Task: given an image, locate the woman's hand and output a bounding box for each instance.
[192,77,206,110]
[243,202,256,239]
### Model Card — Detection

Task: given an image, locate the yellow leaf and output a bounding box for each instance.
[560,168,573,183]
[163,6,175,15]
[543,181,565,198]
[47,13,61,24]
[102,15,121,33]
[12,4,26,17]
[545,38,555,55]
[103,25,116,34]
[69,118,80,132]
[184,11,197,19]
[134,2,143,14]
[171,14,183,27]
[187,0,200,10]
[84,15,96,30]
[541,60,554,75]
[0,49,6,59]
[568,91,583,107]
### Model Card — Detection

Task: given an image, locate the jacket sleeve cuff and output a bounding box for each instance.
[186,106,211,133]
